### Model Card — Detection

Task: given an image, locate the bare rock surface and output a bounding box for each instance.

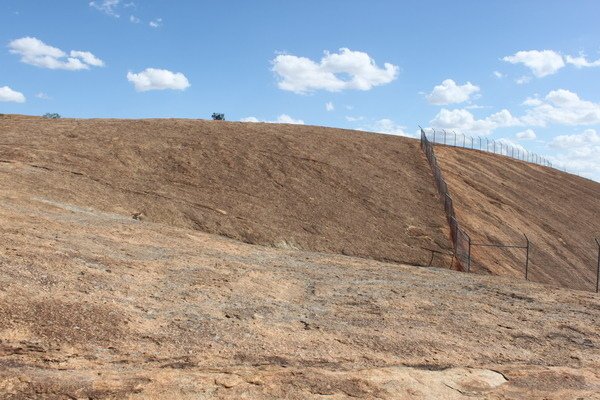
[436,145,600,291]
[1,115,600,398]
[1,193,599,399]
[0,115,452,267]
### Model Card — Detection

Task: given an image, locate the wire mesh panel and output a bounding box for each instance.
[421,129,471,271]
[421,127,600,292]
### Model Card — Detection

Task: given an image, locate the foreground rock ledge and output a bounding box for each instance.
[1,194,599,399]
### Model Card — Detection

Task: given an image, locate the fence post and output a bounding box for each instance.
[524,234,530,281]
[467,235,472,273]
[596,238,600,293]
[453,131,457,146]
[443,130,447,145]
[433,128,436,143]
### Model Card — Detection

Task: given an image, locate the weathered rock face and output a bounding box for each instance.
[1,115,600,398]
[1,193,599,399]
[0,115,453,267]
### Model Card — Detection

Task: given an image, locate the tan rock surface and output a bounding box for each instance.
[1,194,599,398]
[1,115,600,398]
[435,145,600,291]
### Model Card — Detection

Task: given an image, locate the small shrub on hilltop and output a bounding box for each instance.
[211,113,225,121]
[43,113,61,119]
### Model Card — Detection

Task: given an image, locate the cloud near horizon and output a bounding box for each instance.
[240,114,305,125]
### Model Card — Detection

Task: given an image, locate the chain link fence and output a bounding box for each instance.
[420,128,600,292]
[420,128,471,271]
[423,128,556,169]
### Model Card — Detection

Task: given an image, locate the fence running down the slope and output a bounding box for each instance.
[420,128,600,293]
[422,128,554,169]
[420,128,471,271]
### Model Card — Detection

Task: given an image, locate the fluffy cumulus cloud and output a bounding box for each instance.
[8,37,104,70]
[521,89,600,126]
[516,129,536,140]
[548,129,600,179]
[240,114,304,124]
[89,0,120,17]
[550,129,600,149]
[127,68,190,91]
[430,108,521,135]
[426,79,480,105]
[0,86,26,103]
[434,89,600,136]
[565,54,600,68]
[503,50,565,77]
[272,48,398,94]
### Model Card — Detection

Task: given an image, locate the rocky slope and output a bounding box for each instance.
[435,145,600,291]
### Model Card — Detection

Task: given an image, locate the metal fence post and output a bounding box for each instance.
[467,235,472,272]
[443,130,447,145]
[524,234,530,280]
[596,238,600,293]
[453,131,457,146]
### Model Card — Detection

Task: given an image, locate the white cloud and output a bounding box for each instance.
[550,129,600,149]
[516,128,536,140]
[129,15,140,23]
[426,79,480,105]
[493,71,505,79]
[359,119,413,137]
[503,50,565,77]
[240,114,305,125]
[35,92,50,100]
[548,129,600,180]
[565,54,600,68]
[272,48,399,94]
[0,86,26,103]
[515,75,532,85]
[325,101,334,111]
[149,18,162,28]
[127,68,190,91]
[240,117,260,123]
[69,50,104,67]
[521,89,600,126]
[430,108,521,135]
[8,37,104,70]
[89,0,120,17]
[522,96,542,106]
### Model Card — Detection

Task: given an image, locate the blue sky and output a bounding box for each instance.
[2,0,600,181]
